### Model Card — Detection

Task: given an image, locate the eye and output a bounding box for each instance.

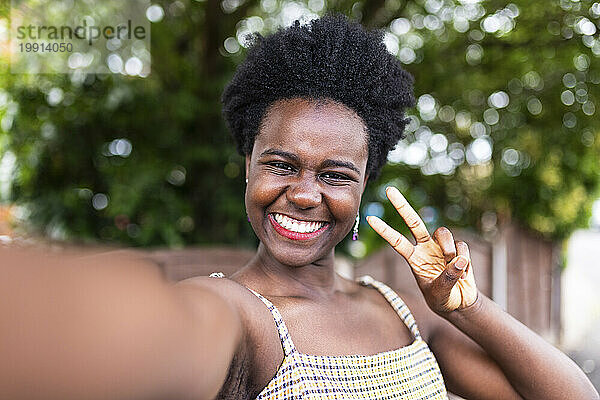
[267,161,296,173]
[320,171,351,184]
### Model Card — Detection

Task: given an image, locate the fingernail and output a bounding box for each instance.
[456,256,468,270]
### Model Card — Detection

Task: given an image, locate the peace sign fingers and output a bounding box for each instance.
[366,216,415,260]
[367,186,478,314]
[385,186,431,244]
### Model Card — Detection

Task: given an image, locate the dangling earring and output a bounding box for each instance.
[352,212,360,241]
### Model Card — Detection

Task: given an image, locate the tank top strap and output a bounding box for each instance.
[356,275,422,339]
[209,272,297,356]
[245,288,297,356]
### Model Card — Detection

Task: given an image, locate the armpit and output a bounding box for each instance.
[214,333,256,400]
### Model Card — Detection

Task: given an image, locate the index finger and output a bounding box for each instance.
[386,186,431,243]
[366,216,415,260]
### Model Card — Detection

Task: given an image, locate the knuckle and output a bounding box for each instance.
[436,226,450,235]
[443,271,457,284]
[456,241,469,251]
[432,227,444,238]
[407,219,420,229]
[442,227,455,240]
[434,227,453,245]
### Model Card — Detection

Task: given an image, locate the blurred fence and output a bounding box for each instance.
[148,223,561,342]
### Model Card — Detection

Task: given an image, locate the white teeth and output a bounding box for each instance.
[273,213,324,233]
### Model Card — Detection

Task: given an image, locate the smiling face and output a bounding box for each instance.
[245,98,370,267]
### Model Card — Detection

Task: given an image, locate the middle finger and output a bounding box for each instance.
[386,186,431,243]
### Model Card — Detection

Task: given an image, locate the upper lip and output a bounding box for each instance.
[270,212,329,224]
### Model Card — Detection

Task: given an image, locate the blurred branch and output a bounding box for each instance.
[361,0,408,29]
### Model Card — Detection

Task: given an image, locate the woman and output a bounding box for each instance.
[0,14,597,400]
[207,14,595,399]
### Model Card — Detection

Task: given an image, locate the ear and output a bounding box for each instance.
[245,155,251,181]
[362,174,370,193]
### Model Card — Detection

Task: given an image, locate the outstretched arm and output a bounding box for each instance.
[0,247,241,400]
[367,186,598,400]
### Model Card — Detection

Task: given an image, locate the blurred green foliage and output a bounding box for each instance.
[0,0,599,255]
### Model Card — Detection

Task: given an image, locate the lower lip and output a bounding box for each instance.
[268,214,329,241]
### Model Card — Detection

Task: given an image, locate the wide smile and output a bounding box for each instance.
[268,213,330,241]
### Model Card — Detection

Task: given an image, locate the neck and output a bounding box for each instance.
[247,242,345,299]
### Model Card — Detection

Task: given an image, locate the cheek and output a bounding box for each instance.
[324,190,361,223]
[245,177,282,212]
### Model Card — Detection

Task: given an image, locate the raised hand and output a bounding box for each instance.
[366,186,478,314]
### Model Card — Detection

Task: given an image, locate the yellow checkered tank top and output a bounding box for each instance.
[248,275,448,399]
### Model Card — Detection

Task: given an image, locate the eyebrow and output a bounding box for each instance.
[321,159,360,174]
[259,148,361,175]
[259,148,300,162]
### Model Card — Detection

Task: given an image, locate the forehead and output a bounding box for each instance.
[254,98,369,161]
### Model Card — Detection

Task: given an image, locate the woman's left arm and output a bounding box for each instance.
[368,186,598,400]
[433,292,597,400]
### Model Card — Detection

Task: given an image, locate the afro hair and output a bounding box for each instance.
[221,14,415,181]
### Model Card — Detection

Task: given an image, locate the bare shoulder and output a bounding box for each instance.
[175,275,254,307]
[397,287,473,350]
[175,274,280,335]
[394,288,445,342]
[175,275,277,336]
[175,275,284,397]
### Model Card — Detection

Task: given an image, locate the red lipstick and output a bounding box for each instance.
[268,214,329,241]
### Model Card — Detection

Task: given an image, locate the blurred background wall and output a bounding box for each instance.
[1,0,599,391]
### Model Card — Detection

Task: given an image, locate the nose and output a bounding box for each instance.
[286,175,322,209]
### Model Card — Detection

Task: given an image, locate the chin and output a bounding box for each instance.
[279,249,327,268]
[265,242,335,268]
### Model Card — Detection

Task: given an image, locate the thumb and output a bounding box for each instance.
[432,255,468,293]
